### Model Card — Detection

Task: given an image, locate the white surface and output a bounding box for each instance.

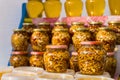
[0,0,114,68]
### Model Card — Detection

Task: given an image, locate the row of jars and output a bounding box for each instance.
[26,0,120,18]
[9,42,117,77]
[11,21,120,53]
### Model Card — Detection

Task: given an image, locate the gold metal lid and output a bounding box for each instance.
[33,29,49,32]
[54,22,67,26]
[89,22,103,25]
[13,29,26,32]
[53,28,68,32]
[71,22,84,25]
[108,20,120,24]
[75,27,89,31]
[23,23,33,26]
[38,22,50,26]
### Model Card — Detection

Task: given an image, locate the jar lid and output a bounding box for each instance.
[33,29,49,32]
[31,52,44,55]
[24,18,32,23]
[71,22,84,25]
[108,20,120,24]
[54,28,68,32]
[13,29,26,32]
[75,27,89,31]
[54,22,67,25]
[72,52,78,56]
[80,41,101,45]
[38,22,50,26]
[89,21,103,25]
[46,45,68,49]
[98,27,112,30]
[23,23,33,26]
[12,51,28,55]
[107,52,115,56]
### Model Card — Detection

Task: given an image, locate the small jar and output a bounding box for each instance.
[70,52,79,72]
[10,51,29,67]
[31,29,50,51]
[44,45,70,73]
[72,28,92,51]
[11,29,29,51]
[89,22,103,40]
[105,52,117,78]
[29,52,44,68]
[52,28,70,46]
[70,22,84,35]
[108,21,120,45]
[44,0,62,18]
[78,41,106,75]
[96,27,117,52]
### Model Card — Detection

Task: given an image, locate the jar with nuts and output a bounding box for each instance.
[11,29,29,51]
[72,27,92,51]
[105,52,117,78]
[31,29,50,51]
[10,51,29,67]
[44,45,70,73]
[29,52,44,68]
[52,28,70,46]
[96,27,117,52]
[108,21,120,45]
[70,22,84,35]
[70,52,79,72]
[78,41,106,75]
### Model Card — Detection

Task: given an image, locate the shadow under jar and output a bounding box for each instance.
[29,51,44,68]
[11,29,29,51]
[72,27,92,51]
[10,51,29,67]
[78,41,106,75]
[44,45,70,73]
[96,27,117,52]
[31,29,50,52]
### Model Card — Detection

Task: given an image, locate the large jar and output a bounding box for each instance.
[29,52,44,68]
[11,29,29,51]
[52,28,70,46]
[44,45,70,73]
[78,41,106,75]
[44,0,62,18]
[70,22,84,35]
[86,0,105,16]
[70,52,79,72]
[96,27,117,52]
[108,0,120,15]
[88,22,103,40]
[105,52,117,78]
[10,51,29,67]
[108,21,120,45]
[31,29,50,51]
[64,0,83,17]
[26,0,44,18]
[72,28,92,51]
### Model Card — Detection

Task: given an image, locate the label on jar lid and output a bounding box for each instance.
[46,45,68,49]
[31,52,44,55]
[80,41,101,45]
[107,52,115,56]
[12,51,28,55]
[72,52,78,56]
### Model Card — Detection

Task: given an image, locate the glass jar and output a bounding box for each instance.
[96,27,117,52]
[11,29,29,51]
[10,51,29,67]
[70,22,84,35]
[86,0,105,16]
[31,29,50,51]
[26,0,44,18]
[105,52,117,78]
[29,52,44,68]
[78,41,106,75]
[64,0,83,17]
[108,21,120,45]
[52,28,70,46]
[44,0,62,18]
[89,22,103,40]
[72,28,92,51]
[70,52,79,72]
[44,45,70,73]
[108,0,120,15]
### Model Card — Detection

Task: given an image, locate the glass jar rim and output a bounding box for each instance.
[31,52,44,55]
[12,51,28,55]
[33,29,49,32]
[80,41,101,45]
[38,22,50,26]
[46,45,68,49]
[89,21,103,25]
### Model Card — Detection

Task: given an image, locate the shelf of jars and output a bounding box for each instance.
[6,0,120,80]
